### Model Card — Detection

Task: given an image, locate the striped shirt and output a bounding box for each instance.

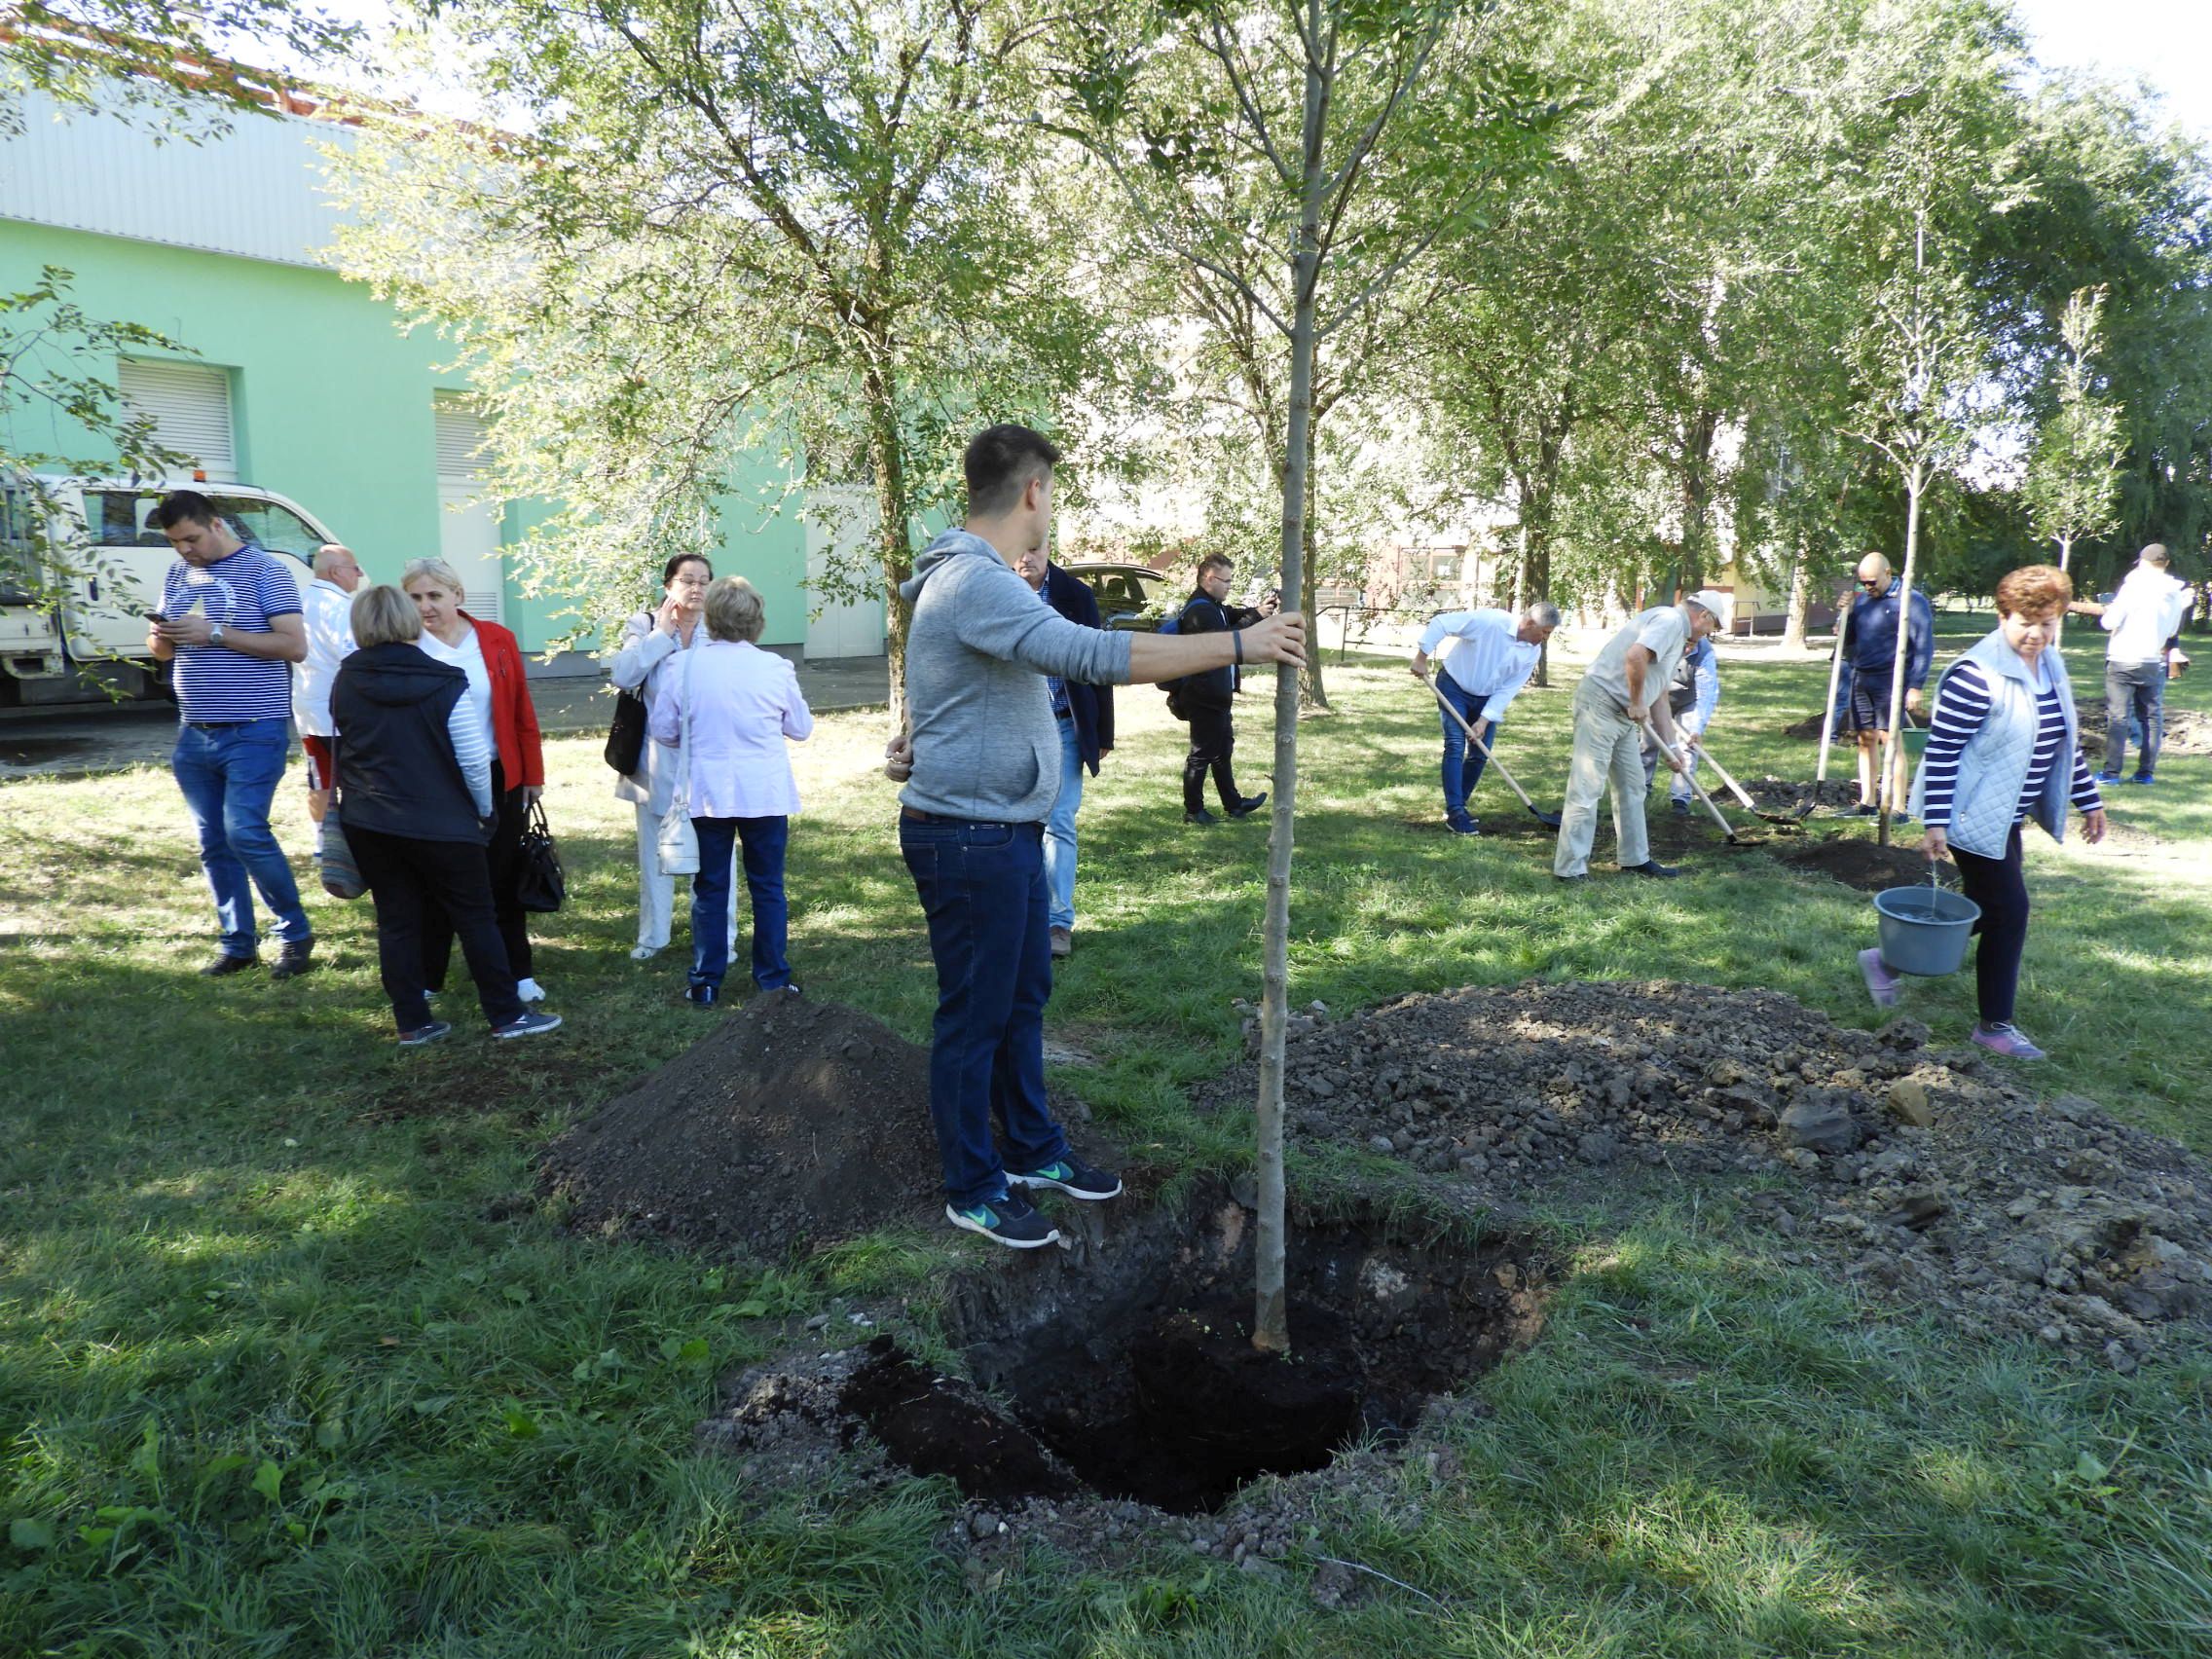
[1920,661,2103,831]
[163,549,301,723]
[1419,608,1542,721]
[446,695,494,819]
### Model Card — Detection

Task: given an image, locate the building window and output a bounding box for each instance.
[117,359,237,481]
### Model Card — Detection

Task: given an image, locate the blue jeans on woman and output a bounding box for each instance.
[899,814,1070,1208]
[1043,714,1085,932]
[688,815,791,992]
[1435,674,1494,823]
[170,717,312,960]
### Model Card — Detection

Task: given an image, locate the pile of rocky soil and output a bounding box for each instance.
[2075,696,2212,756]
[1745,776,1862,815]
[542,992,983,1257]
[1216,979,2210,1368]
[1774,833,1956,893]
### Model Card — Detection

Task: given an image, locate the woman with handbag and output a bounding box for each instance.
[608,553,737,961]
[401,558,551,1004]
[331,585,560,1044]
[649,576,813,1008]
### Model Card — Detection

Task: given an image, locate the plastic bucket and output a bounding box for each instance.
[1872,885,1981,977]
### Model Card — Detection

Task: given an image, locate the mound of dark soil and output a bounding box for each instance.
[541,992,946,1258]
[1775,832,1956,893]
[2076,697,2212,757]
[1745,776,1862,814]
[1463,798,1779,859]
[1217,979,2212,1365]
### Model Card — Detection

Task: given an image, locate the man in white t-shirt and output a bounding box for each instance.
[2069,543,2192,785]
[296,543,364,824]
[1554,590,1727,881]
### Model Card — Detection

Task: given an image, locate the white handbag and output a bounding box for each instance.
[656,648,702,875]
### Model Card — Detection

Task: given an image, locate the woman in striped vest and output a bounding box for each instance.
[1859,566,2107,1060]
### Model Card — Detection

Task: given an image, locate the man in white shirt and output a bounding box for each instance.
[1554,590,1727,881]
[296,543,364,824]
[1409,600,1560,833]
[2070,543,2192,785]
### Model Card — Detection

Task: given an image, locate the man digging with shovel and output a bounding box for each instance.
[1410,600,1561,834]
[1553,590,1728,883]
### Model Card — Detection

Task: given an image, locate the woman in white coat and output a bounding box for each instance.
[610,553,736,960]
[650,576,813,1008]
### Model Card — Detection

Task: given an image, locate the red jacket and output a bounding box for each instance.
[460,611,544,791]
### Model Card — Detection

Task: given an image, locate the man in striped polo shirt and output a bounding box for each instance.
[145,491,315,979]
[1410,600,1560,834]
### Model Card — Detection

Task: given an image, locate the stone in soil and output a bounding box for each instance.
[1210,978,2212,1360]
[540,991,1105,1259]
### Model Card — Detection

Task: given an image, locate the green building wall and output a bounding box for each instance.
[1,219,810,657]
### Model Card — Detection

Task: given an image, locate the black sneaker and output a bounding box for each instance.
[397,1020,453,1048]
[270,940,315,980]
[1184,807,1218,826]
[1669,798,1692,817]
[1226,793,1269,820]
[493,1010,563,1041]
[945,1192,1060,1249]
[1009,1153,1123,1200]
[1621,860,1680,879]
[200,953,258,977]
[1445,814,1482,836]
[685,984,719,1010]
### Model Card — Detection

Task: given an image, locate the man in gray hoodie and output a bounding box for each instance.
[893,424,1306,1248]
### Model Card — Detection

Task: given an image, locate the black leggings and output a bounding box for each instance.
[350,825,524,1031]
[422,762,534,990]
[1952,825,2029,1026]
[1183,703,1244,813]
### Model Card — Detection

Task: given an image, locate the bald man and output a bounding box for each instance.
[297,543,365,824]
[1838,552,1934,817]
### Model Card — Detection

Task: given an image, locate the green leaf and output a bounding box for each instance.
[662,1337,711,1368]
[8,1519,54,1551]
[503,1285,532,1305]
[251,1461,284,1505]
[503,1404,542,1439]
[732,1299,770,1318]
[412,1395,457,1417]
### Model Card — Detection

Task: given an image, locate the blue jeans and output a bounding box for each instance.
[170,718,311,958]
[1436,675,1494,821]
[1043,715,1084,931]
[899,815,1069,1208]
[688,816,792,991]
[2103,659,2165,778]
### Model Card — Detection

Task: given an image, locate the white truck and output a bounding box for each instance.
[0,476,339,706]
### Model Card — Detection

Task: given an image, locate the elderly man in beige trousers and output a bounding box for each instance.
[1554,590,1729,881]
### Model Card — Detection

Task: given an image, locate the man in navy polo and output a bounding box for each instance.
[144,491,315,978]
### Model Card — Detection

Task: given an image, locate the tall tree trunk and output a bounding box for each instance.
[1678,410,1716,589]
[1253,9,1327,1357]
[1782,552,1810,650]
[2057,533,2073,575]
[1877,463,1924,850]
[862,357,914,729]
[1299,459,1328,709]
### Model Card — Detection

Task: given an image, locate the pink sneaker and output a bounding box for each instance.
[1971,1022,2047,1061]
[1858,947,1900,1008]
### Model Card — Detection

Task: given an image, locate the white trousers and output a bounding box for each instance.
[634,803,739,952]
[1555,684,1653,877]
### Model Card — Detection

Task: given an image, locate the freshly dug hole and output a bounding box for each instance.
[717,1187,1549,1516]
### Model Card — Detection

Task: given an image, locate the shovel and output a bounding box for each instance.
[1651,730,1761,845]
[1422,669,1564,828]
[1696,743,1810,829]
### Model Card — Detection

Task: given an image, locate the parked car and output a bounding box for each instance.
[1,474,338,706]
[1065,561,1175,630]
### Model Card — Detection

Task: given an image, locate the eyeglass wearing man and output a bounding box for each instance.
[1836,552,1934,818]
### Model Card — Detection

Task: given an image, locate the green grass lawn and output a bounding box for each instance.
[4,618,2209,1657]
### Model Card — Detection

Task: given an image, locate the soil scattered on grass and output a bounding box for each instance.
[1774,832,1958,893]
[541,992,943,1256]
[2073,697,2212,757]
[1744,776,1862,815]
[1218,979,2211,1367]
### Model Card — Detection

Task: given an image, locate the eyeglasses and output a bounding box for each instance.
[1859,578,1884,589]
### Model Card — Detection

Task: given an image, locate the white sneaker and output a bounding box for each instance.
[516,977,547,1003]
[629,944,661,962]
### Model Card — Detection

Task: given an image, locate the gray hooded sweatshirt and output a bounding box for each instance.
[899,529,1133,823]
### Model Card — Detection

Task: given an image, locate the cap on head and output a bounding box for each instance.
[2141,543,2171,569]
[1684,588,1731,627]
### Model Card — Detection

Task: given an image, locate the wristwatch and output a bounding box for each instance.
[209,624,226,647]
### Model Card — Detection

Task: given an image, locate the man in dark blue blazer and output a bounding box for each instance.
[1014,544,1117,957]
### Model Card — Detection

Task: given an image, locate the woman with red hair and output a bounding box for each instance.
[1860,566,2106,1059]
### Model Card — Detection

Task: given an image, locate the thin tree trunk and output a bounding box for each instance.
[1782,551,1810,650]
[2057,533,2073,575]
[1877,464,1924,849]
[863,358,914,729]
[1252,7,1327,1357]
[1299,460,1328,709]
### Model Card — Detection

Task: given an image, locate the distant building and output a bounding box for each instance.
[0,87,885,670]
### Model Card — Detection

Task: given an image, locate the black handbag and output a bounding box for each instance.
[604,684,647,775]
[515,796,567,913]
